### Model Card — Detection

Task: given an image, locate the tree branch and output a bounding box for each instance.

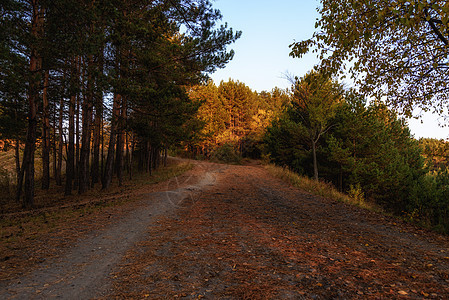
[425,9,449,46]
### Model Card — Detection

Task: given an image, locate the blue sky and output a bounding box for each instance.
[209,0,448,140]
[210,0,319,91]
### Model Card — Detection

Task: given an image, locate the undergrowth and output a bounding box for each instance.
[265,164,380,212]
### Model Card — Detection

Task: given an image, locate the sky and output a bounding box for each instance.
[209,0,449,140]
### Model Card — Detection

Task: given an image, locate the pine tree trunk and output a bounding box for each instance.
[56,95,64,186]
[17,1,43,207]
[339,164,343,192]
[65,58,78,195]
[15,139,20,183]
[128,134,134,180]
[42,69,50,190]
[115,126,123,186]
[91,50,103,187]
[78,56,94,194]
[102,93,121,189]
[101,115,104,178]
[65,94,76,196]
[21,122,37,208]
[312,139,318,181]
[145,141,153,175]
[52,103,57,184]
[74,59,81,189]
[91,103,101,187]
[115,96,126,186]
[125,132,129,176]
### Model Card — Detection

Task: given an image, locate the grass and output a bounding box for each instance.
[264,164,381,212]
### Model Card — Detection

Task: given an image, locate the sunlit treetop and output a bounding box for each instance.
[290,0,449,117]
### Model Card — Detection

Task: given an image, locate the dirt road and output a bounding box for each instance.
[1,160,449,299]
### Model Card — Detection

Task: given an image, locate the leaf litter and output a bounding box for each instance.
[105,163,449,299]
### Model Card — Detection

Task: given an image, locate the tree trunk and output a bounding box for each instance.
[52,102,57,184]
[65,58,78,195]
[65,94,76,195]
[312,139,318,181]
[128,133,134,180]
[17,1,43,207]
[101,115,104,178]
[146,141,152,175]
[125,132,129,175]
[78,56,94,194]
[102,93,121,189]
[56,95,64,186]
[42,69,50,190]
[91,50,103,187]
[91,102,101,187]
[14,139,20,203]
[115,124,123,186]
[115,95,126,186]
[339,164,343,192]
[15,139,20,182]
[74,58,81,189]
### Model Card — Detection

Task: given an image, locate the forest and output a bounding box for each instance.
[1,0,449,235]
[0,0,240,207]
[187,73,449,233]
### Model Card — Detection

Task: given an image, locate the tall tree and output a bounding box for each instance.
[290,71,343,180]
[0,3,28,186]
[16,0,44,207]
[291,0,449,116]
[41,69,50,190]
[2,0,240,200]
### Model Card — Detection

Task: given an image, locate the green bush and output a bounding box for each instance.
[210,143,241,164]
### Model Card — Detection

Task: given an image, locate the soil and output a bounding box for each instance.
[1,159,449,299]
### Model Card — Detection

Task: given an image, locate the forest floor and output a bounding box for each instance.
[1,159,449,299]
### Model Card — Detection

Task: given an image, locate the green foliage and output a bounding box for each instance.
[264,116,311,175]
[264,87,440,221]
[289,71,344,180]
[1,0,242,204]
[324,91,427,213]
[264,71,343,180]
[210,143,241,164]
[291,71,344,137]
[405,166,449,233]
[291,0,449,116]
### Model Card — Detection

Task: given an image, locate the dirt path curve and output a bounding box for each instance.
[2,160,449,299]
[0,160,226,299]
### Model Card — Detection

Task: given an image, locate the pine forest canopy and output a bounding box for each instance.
[188,79,289,159]
[290,0,449,118]
[0,0,241,207]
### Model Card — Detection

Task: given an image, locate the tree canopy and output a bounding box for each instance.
[290,0,449,117]
[188,80,289,159]
[0,0,241,206]
[265,89,426,213]
[290,71,343,180]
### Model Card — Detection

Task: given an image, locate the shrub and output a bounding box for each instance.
[210,143,241,164]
